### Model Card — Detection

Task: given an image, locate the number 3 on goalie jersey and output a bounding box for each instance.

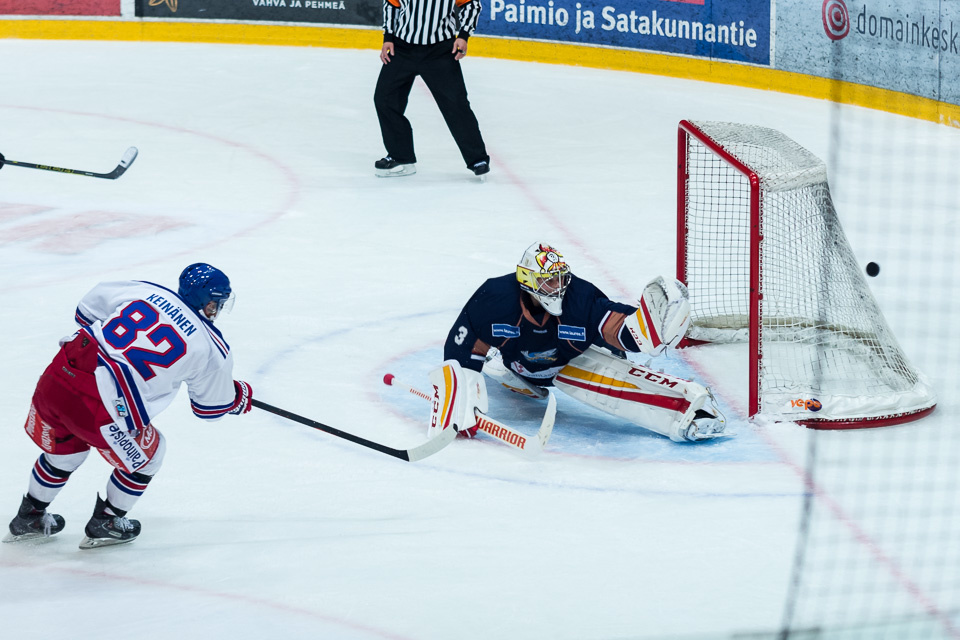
[102,301,187,380]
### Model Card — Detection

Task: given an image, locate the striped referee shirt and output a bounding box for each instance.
[383,0,482,46]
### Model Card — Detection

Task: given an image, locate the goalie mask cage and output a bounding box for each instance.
[676,119,936,428]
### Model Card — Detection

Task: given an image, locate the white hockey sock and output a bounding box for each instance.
[105,468,153,514]
[27,451,89,505]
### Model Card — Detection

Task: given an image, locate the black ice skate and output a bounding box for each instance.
[470,160,490,177]
[3,495,65,543]
[374,156,416,178]
[79,495,141,550]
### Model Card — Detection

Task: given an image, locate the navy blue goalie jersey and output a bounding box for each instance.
[443,273,639,384]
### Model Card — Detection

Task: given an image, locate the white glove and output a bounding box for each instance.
[482,348,549,399]
[623,276,692,356]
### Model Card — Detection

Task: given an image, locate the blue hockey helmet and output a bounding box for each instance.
[178,263,234,319]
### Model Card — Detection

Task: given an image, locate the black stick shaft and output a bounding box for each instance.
[5,159,109,178]
[2,146,138,180]
[251,398,410,461]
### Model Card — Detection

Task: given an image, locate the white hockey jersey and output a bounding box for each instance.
[73,280,239,432]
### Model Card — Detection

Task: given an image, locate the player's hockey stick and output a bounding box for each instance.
[382,374,557,455]
[2,146,138,180]
[251,398,457,462]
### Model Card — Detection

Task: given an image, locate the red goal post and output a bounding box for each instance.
[676,119,936,429]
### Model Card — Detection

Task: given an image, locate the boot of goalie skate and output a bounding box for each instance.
[683,408,728,442]
[3,495,66,543]
[79,495,141,550]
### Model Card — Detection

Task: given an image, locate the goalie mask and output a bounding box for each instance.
[516,243,572,316]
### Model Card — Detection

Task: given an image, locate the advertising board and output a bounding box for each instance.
[135,0,381,26]
[481,0,772,66]
[0,0,119,15]
[777,0,960,103]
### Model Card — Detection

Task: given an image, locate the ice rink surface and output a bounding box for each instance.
[1,39,957,639]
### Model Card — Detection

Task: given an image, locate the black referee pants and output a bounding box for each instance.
[374,38,488,168]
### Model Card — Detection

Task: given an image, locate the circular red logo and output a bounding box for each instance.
[823,0,850,40]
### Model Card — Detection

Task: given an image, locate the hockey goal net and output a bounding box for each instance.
[677,120,936,428]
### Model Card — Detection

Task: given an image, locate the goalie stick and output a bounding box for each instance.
[2,146,138,180]
[252,398,456,462]
[382,373,557,456]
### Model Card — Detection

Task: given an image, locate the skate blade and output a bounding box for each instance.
[375,165,416,178]
[79,535,137,550]
[691,430,733,442]
[3,530,59,543]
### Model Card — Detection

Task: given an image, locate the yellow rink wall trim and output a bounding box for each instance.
[3,18,958,128]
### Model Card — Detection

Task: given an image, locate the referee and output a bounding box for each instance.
[373,0,490,178]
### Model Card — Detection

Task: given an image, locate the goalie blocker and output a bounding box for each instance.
[429,360,488,439]
[428,360,561,447]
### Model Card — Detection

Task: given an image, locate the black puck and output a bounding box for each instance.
[866,262,880,277]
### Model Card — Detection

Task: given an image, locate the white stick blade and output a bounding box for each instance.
[405,422,457,462]
[120,147,139,168]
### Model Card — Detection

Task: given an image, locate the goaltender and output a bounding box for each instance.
[429,243,727,443]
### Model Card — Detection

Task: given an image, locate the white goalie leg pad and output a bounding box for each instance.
[481,348,549,399]
[623,276,692,356]
[553,346,723,442]
[428,360,489,438]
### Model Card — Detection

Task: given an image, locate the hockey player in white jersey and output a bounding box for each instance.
[3,263,253,549]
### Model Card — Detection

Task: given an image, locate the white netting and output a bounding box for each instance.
[680,120,936,424]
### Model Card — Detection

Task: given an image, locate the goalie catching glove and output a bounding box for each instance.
[429,360,488,439]
[623,276,691,357]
